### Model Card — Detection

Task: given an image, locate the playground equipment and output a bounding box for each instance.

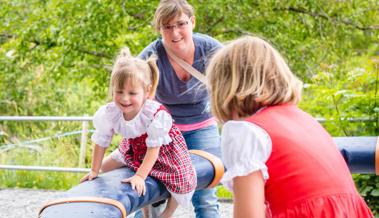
[39,136,378,218]
[334,136,378,174]
[39,148,223,218]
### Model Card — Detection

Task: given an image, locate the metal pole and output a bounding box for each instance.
[0,165,90,173]
[0,116,92,121]
[79,121,88,168]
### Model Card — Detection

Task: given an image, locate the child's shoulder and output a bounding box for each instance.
[145,99,161,107]
[143,100,170,117]
[223,120,266,135]
[222,120,271,149]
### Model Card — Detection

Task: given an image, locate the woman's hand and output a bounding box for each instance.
[121,174,146,196]
[80,170,99,183]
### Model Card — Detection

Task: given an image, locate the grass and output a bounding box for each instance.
[0,130,88,190]
[217,185,233,199]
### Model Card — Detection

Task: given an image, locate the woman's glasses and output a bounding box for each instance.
[160,20,189,31]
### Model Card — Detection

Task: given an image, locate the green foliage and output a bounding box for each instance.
[0,136,83,189]
[299,52,378,214]
[217,185,233,199]
[354,174,379,214]
[0,0,378,214]
[300,54,378,136]
[0,124,121,189]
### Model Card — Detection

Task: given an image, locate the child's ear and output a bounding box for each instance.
[145,85,152,99]
[191,16,196,29]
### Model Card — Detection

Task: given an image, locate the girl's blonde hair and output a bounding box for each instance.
[153,0,194,31]
[110,47,159,99]
[207,36,303,123]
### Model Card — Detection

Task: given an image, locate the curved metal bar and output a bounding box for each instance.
[38,197,127,218]
[189,149,224,188]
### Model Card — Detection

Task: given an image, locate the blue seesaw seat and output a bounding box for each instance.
[39,148,223,218]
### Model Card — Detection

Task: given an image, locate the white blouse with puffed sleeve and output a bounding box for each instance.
[91,103,122,148]
[146,110,173,147]
[91,100,173,148]
[220,120,272,192]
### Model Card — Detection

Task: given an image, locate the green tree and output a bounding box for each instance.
[1,0,378,214]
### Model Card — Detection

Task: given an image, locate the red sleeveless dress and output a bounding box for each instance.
[245,104,373,218]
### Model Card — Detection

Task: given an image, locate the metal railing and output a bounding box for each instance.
[315,117,375,123]
[0,165,90,173]
[0,116,93,173]
[0,115,376,173]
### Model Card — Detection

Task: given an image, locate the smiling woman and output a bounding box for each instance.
[131,0,224,217]
[158,14,195,61]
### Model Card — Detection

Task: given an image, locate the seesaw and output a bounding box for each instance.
[39,137,378,218]
[38,148,223,218]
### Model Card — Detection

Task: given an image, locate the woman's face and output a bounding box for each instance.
[160,13,195,53]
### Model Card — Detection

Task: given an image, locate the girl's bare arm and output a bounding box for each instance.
[121,146,160,196]
[80,144,106,183]
[136,147,160,179]
[233,170,266,218]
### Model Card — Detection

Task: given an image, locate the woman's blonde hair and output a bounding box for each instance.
[207,36,303,123]
[153,0,194,31]
[110,47,159,99]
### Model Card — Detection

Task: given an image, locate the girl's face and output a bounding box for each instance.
[160,13,195,53]
[113,79,149,121]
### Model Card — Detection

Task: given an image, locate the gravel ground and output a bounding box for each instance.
[0,188,232,218]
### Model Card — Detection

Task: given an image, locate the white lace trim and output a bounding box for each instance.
[91,100,173,147]
[118,99,161,138]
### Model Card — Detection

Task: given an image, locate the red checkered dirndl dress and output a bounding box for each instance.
[118,106,197,196]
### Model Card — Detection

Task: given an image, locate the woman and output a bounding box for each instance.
[137,0,222,217]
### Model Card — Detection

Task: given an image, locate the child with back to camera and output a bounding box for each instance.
[80,47,197,218]
[206,36,373,218]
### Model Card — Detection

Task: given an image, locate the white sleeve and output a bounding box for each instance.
[90,105,116,148]
[220,120,272,193]
[146,110,173,147]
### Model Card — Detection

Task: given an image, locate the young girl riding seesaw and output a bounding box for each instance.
[80,48,196,218]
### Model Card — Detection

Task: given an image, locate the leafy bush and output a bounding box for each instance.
[300,54,378,212]
[1,0,378,215]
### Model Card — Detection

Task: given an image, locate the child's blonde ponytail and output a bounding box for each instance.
[146,56,159,99]
[118,47,132,59]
